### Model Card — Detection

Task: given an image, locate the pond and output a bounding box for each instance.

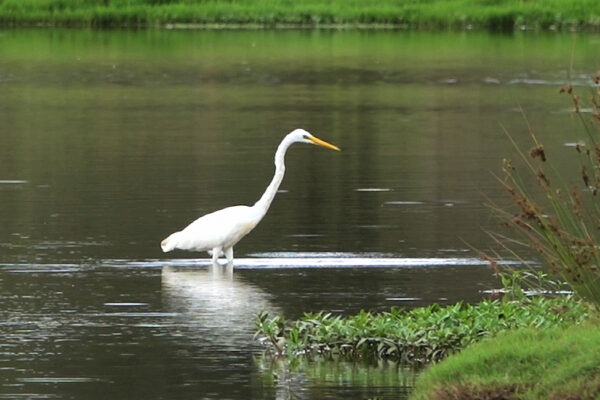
[1,29,599,399]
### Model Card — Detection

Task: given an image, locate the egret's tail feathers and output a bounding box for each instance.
[161,231,181,253]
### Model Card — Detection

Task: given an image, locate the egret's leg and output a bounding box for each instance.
[224,262,233,278]
[224,247,234,264]
[211,247,222,265]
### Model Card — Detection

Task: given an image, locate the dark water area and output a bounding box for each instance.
[1,29,600,399]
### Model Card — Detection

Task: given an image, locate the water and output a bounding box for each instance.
[1,29,599,399]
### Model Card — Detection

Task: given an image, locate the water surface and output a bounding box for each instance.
[1,29,599,399]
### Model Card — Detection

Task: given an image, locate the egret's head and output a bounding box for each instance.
[290,128,341,151]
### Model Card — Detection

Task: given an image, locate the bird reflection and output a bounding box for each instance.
[161,264,278,347]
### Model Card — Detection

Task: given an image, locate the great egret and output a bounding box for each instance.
[160,129,340,265]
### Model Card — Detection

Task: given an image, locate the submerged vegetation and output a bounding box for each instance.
[255,289,590,364]
[1,0,600,30]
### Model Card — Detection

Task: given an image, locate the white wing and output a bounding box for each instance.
[162,206,260,252]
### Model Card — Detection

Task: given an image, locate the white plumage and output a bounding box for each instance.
[161,129,340,265]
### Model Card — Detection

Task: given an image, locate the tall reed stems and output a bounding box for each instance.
[489,77,600,306]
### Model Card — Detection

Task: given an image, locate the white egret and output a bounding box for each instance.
[160,129,340,264]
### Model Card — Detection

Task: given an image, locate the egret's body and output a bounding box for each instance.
[161,129,340,265]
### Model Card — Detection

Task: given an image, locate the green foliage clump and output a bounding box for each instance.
[255,294,589,364]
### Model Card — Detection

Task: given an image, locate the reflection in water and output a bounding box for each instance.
[161,265,278,347]
[254,356,416,400]
[161,265,417,400]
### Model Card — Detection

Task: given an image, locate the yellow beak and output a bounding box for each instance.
[309,136,341,151]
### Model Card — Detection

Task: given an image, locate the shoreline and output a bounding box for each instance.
[0,22,597,32]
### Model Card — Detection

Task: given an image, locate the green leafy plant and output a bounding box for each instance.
[255,295,590,364]
[491,268,571,301]
[255,311,286,355]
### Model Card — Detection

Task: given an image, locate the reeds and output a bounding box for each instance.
[488,77,600,306]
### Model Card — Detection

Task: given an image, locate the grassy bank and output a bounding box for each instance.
[410,324,600,400]
[255,295,590,364]
[1,0,600,30]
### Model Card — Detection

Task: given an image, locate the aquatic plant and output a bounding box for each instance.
[488,77,600,307]
[254,294,590,364]
[488,266,571,301]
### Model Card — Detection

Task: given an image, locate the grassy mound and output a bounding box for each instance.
[410,324,600,400]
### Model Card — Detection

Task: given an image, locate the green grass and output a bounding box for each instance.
[255,295,590,364]
[1,0,600,30]
[410,324,600,400]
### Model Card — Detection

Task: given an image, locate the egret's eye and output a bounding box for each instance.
[303,134,309,139]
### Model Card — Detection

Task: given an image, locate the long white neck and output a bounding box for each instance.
[252,135,294,218]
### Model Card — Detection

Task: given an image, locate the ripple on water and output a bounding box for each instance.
[0,395,61,399]
[354,187,392,192]
[2,255,520,272]
[386,297,422,301]
[113,255,506,269]
[507,78,566,86]
[384,201,424,205]
[1,264,81,274]
[564,141,586,147]
[286,233,325,238]
[17,377,100,383]
[30,241,108,250]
